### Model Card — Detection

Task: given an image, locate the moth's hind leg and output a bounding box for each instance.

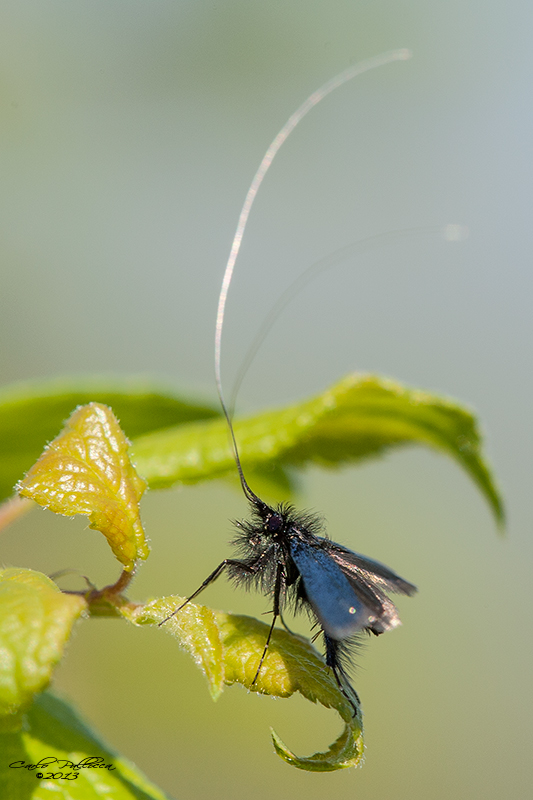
[324,634,361,718]
[251,563,284,687]
[279,607,296,635]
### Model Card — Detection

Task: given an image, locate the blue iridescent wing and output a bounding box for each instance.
[289,539,377,639]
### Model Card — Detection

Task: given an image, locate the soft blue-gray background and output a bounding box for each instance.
[1,2,531,798]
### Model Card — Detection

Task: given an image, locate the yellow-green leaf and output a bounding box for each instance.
[123,598,363,771]
[131,373,503,524]
[17,403,149,571]
[0,569,86,730]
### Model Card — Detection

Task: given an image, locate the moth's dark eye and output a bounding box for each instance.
[267,514,282,533]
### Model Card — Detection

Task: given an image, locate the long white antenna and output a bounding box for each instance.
[214,49,412,498]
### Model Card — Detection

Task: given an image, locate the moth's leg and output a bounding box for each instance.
[324,634,361,718]
[158,559,257,626]
[279,609,296,635]
[276,575,297,633]
[251,562,284,687]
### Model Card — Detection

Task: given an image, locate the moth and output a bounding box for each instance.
[161,49,416,714]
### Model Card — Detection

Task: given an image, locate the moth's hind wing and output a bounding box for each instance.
[326,542,418,596]
[323,541,416,634]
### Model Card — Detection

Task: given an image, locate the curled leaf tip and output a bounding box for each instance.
[128,597,363,769]
[271,719,364,771]
[217,613,363,770]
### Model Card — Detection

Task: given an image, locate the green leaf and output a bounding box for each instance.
[123,598,364,771]
[0,376,218,503]
[131,373,503,523]
[17,404,149,571]
[0,569,87,730]
[0,373,502,522]
[0,691,173,799]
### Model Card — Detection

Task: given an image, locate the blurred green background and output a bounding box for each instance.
[1,1,532,798]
